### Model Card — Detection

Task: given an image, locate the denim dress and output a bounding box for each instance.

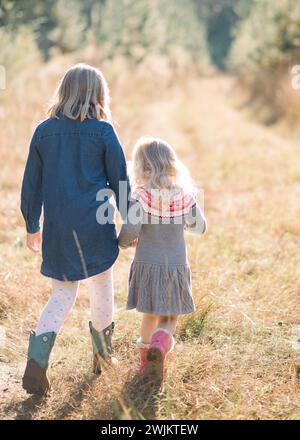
[21,115,129,281]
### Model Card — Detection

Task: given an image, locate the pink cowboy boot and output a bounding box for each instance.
[137,338,150,374]
[145,328,174,381]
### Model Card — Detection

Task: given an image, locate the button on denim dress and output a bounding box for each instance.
[21,115,129,281]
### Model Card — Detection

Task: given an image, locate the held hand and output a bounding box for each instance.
[26,231,41,253]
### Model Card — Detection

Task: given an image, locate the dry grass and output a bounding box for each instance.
[0,51,300,420]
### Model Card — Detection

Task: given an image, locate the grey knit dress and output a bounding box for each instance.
[118,187,207,316]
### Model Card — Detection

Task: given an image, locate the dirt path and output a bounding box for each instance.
[0,67,300,419]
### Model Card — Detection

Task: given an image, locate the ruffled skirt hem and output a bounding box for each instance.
[126,261,195,316]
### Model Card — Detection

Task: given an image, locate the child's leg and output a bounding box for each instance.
[148,315,177,354]
[144,315,178,379]
[138,314,159,374]
[156,315,178,336]
[23,279,79,395]
[86,268,117,374]
[35,279,79,336]
[141,313,160,344]
[86,267,114,332]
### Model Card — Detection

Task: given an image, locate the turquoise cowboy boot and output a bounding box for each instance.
[89,321,118,375]
[22,331,56,396]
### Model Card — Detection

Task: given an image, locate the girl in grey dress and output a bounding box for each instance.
[118,136,207,379]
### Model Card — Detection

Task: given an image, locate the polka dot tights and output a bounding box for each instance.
[35,268,114,336]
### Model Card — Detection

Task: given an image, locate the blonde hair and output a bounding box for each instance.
[131,136,195,193]
[48,63,111,122]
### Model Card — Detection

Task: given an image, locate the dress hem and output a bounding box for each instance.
[133,259,190,267]
[40,250,119,281]
[126,305,196,316]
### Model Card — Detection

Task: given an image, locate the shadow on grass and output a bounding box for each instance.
[3,373,97,420]
[3,370,164,420]
[116,372,163,420]
[3,393,46,420]
[51,373,97,419]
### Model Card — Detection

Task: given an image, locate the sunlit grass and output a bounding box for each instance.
[0,51,300,419]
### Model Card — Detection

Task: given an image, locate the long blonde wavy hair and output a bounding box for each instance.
[131,136,195,194]
[48,63,112,122]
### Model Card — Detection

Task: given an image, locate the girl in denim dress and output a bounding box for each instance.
[21,64,129,395]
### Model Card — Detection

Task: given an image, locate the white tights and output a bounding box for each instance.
[35,268,114,335]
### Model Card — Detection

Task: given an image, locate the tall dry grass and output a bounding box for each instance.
[0,49,300,419]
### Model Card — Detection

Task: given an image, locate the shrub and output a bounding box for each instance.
[228,0,300,124]
[229,0,300,74]
[91,0,209,68]
[179,303,213,341]
[0,26,41,87]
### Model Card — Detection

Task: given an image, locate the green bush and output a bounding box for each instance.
[227,0,300,124]
[0,26,41,86]
[229,0,300,73]
[91,0,209,66]
[179,303,213,341]
[49,0,86,53]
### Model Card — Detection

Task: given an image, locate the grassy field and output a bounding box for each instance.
[0,52,300,420]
